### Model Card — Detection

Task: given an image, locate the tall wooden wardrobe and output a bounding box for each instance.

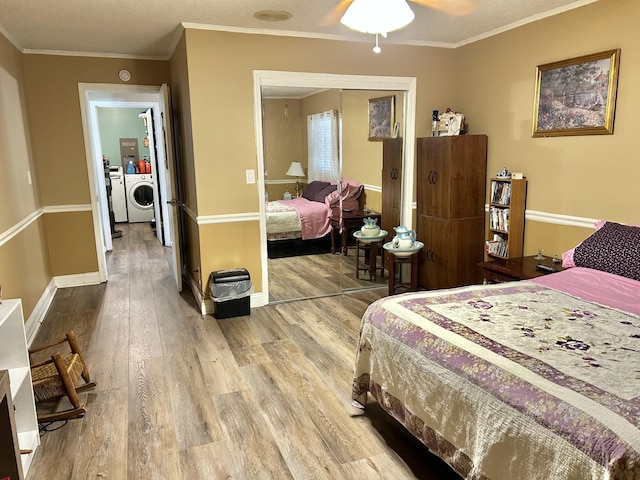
[381,137,403,238]
[416,135,487,290]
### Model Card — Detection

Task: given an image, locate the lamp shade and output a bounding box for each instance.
[340,0,415,34]
[286,161,305,177]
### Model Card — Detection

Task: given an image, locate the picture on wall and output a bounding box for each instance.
[532,49,620,137]
[368,95,395,141]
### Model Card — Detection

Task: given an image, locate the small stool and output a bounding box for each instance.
[356,239,385,281]
[387,251,419,295]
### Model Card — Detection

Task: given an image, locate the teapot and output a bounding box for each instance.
[360,217,381,237]
[392,225,416,248]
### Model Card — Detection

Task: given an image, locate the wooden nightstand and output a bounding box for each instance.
[478,255,566,283]
[331,210,382,255]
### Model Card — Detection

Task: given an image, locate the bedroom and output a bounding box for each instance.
[3,0,637,317]
[0,0,639,477]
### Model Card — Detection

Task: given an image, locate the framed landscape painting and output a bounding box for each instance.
[532,49,620,137]
[368,95,395,141]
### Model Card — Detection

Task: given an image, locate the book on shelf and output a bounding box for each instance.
[491,180,511,205]
[489,206,510,232]
[486,239,508,257]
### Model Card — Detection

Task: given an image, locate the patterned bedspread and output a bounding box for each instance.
[353,281,640,479]
[266,200,302,240]
[266,198,332,241]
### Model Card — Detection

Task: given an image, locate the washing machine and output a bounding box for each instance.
[109,166,128,222]
[125,174,154,223]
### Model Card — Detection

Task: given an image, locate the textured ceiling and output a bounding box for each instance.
[0,0,598,59]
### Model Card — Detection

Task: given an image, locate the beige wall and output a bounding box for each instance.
[0,33,51,318]
[456,0,639,255]
[263,98,303,200]
[341,90,405,212]
[180,28,457,293]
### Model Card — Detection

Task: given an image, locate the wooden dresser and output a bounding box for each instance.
[381,137,403,240]
[416,135,487,290]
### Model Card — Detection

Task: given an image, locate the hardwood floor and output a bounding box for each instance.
[268,245,388,303]
[27,223,461,479]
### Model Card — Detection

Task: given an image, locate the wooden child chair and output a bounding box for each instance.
[29,331,96,422]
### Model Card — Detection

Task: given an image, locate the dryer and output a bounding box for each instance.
[125,174,154,223]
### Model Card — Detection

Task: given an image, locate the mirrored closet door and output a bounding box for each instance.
[260,84,407,304]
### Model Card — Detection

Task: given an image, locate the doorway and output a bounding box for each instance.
[253,71,417,306]
[78,83,182,290]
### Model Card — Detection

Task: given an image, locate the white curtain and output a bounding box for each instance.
[307,110,340,183]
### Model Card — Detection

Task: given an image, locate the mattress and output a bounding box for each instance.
[352,268,640,479]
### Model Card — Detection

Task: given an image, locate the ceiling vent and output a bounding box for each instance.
[253,10,293,22]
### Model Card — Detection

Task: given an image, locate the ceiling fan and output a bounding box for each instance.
[323,0,477,52]
[323,0,477,26]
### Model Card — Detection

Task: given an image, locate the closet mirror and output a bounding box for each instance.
[260,84,407,303]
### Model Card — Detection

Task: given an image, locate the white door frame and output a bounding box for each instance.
[253,71,417,306]
[78,83,175,283]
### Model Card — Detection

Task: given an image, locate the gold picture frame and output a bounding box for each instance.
[368,95,395,141]
[532,49,620,137]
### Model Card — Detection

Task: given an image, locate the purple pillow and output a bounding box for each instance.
[301,181,330,201]
[314,184,338,203]
[572,222,640,281]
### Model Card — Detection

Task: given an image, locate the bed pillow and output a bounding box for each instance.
[567,221,640,280]
[325,180,364,205]
[301,181,329,201]
[562,220,640,267]
[313,184,337,203]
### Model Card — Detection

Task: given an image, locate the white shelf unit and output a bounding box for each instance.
[0,299,40,476]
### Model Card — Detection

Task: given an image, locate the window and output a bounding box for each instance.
[307,110,339,183]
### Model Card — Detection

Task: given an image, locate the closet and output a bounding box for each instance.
[416,135,487,289]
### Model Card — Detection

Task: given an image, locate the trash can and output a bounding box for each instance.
[208,268,253,319]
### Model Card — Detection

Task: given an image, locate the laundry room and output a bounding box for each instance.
[98,107,156,233]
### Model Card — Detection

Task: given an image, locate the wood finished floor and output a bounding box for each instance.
[268,244,388,303]
[27,223,461,480]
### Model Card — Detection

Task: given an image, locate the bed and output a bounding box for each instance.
[266,180,363,256]
[352,221,640,479]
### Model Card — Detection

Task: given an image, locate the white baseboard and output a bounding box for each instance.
[186,273,208,315]
[54,272,102,288]
[24,278,57,347]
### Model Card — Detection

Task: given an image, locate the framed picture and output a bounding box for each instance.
[368,95,395,141]
[532,49,620,137]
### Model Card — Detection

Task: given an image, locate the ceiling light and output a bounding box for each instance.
[373,34,381,54]
[340,0,415,35]
[253,10,292,22]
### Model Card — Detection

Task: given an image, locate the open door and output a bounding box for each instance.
[142,108,164,246]
[160,84,182,291]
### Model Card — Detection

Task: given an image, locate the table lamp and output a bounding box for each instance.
[286,161,305,198]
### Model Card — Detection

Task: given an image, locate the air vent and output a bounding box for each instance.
[253,10,292,22]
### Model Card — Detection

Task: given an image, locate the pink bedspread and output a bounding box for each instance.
[278,198,332,240]
[532,267,640,316]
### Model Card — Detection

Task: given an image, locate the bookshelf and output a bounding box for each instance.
[486,177,527,259]
[0,299,39,478]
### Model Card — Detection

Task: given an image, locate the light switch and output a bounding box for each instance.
[245,169,255,184]
[27,170,32,185]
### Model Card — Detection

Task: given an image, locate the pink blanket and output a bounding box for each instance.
[532,267,640,316]
[278,198,332,240]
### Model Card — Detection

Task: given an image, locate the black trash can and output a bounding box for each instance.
[208,268,253,319]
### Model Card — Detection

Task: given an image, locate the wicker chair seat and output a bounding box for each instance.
[32,353,84,403]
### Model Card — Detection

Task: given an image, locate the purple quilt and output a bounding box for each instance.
[353,281,640,479]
